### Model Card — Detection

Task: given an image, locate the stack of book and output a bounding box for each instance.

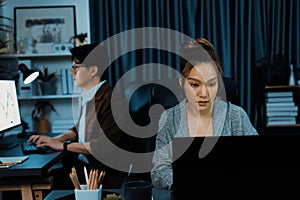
[266,91,298,125]
[61,69,74,95]
[52,119,75,133]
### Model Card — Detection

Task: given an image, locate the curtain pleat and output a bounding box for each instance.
[89,0,299,127]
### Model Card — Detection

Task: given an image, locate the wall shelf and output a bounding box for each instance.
[266,124,300,128]
[18,94,80,100]
[265,85,300,89]
[0,53,71,58]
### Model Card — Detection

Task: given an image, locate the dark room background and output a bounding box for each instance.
[89,0,300,130]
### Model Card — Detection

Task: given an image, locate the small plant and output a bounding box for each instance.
[37,66,56,82]
[31,100,56,122]
[103,193,122,200]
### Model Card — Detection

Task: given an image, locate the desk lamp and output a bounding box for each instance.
[18,63,39,84]
[17,63,39,138]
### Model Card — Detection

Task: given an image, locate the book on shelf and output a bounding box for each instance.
[67,69,74,94]
[266,97,294,103]
[267,116,296,125]
[267,116,296,122]
[266,111,298,117]
[267,120,296,125]
[52,119,74,133]
[52,119,75,125]
[61,69,68,95]
[61,69,74,95]
[266,102,295,107]
[266,105,298,112]
[266,91,293,98]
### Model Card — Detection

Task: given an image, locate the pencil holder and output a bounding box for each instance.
[74,184,102,200]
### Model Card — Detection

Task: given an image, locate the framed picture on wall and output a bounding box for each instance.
[14,6,77,54]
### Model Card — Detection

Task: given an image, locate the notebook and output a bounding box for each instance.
[0,156,28,168]
[171,135,300,199]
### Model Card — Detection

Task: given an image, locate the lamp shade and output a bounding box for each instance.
[18,63,39,84]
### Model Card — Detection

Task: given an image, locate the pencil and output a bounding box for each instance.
[69,172,81,189]
[72,167,81,189]
[89,169,95,190]
[93,169,98,189]
[100,171,105,185]
[84,166,89,189]
[98,170,103,188]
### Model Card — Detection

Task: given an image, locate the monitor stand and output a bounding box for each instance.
[0,142,18,150]
[17,119,34,138]
[0,134,18,150]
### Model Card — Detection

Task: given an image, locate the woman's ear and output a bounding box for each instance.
[179,76,183,87]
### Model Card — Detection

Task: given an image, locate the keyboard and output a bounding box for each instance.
[22,141,50,154]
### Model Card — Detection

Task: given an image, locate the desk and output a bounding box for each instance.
[44,188,173,200]
[0,134,64,200]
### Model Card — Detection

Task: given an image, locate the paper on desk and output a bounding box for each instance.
[0,156,28,164]
[0,162,16,168]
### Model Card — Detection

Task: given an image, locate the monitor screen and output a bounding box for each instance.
[0,80,21,133]
[171,136,300,199]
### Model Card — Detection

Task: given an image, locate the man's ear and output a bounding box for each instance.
[90,65,98,77]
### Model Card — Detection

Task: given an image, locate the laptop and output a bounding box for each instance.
[171,135,300,199]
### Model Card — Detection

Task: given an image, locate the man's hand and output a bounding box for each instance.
[28,135,64,151]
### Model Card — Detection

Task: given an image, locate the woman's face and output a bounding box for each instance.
[183,62,218,113]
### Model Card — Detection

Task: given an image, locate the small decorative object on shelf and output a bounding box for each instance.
[289,64,295,86]
[37,66,57,95]
[31,100,56,133]
[70,33,88,47]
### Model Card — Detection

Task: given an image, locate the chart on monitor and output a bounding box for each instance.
[0,80,21,149]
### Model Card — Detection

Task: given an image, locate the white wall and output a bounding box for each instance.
[1,0,91,42]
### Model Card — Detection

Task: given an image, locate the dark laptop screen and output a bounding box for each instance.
[171,135,300,199]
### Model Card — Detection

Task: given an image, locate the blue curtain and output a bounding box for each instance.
[89,0,300,127]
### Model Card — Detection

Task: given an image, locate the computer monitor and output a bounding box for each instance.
[0,80,22,149]
[172,136,300,199]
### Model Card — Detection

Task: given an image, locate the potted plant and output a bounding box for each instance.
[37,66,57,95]
[31,100,56,133]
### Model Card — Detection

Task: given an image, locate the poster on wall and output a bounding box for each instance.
[14,6,76,54]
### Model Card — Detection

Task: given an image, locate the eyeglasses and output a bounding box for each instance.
[71,63,86,70]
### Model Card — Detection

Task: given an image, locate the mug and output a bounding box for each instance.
[123,180,152,200]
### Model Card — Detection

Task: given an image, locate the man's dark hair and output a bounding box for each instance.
[70,44,109,80]
[70,44,97,63]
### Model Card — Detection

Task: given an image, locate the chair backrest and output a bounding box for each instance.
[124,78,183,153]
[222,76,241,106]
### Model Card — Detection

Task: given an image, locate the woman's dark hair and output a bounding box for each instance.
[180,38,223,78]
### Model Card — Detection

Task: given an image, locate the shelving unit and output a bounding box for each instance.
[1,53,79,134]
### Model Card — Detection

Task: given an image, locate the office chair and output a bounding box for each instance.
[122,77,241,181]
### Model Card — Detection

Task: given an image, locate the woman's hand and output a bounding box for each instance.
[28,135,64,151]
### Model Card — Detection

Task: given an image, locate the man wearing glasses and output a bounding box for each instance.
[29,44,130,189]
